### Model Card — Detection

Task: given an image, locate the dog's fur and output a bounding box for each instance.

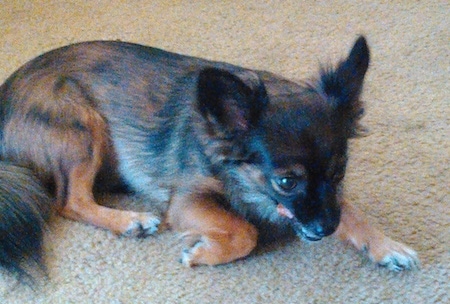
[0,36,419,282]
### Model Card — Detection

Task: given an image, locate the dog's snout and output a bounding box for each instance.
[309,218,338,238]
[294,191,342,241]
[296,214,340,242]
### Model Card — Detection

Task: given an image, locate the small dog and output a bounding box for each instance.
[0,36,418,282]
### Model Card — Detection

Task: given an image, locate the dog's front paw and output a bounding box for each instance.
[122,212,161,238]
[178,227,257,267]
[368,237,420,271]
[179,233,215,267]
[180,238,206,267]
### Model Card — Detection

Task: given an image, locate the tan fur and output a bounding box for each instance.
[335,200,419,269]
[0,39,419,273]
[3,73,158,237]
[166,179,258,266]
[57,86,159,236]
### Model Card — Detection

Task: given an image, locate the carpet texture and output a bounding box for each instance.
[0,1,448,303]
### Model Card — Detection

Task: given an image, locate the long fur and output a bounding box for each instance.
[0,163,51,282]
[0,36,419,281]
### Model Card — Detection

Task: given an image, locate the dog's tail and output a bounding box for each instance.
[0,162,52,284]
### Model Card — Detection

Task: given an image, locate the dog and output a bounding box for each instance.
[0,36,419,282]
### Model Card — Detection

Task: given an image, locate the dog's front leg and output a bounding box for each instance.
[166,184,258,267]
[334,200,420,271]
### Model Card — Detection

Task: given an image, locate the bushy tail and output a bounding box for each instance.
[0,162,52,284]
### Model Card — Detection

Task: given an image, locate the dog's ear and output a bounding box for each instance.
[197,68,268,136]
[318,36,370,136]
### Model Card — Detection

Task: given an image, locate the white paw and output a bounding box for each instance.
[180,240,205,267]
[371,239,420,271]
[123,212,161,238]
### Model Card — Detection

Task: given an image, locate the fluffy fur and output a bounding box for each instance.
[0,36,419,282]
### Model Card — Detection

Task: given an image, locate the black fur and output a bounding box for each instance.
[0,163,51,283]
[0,36,370,279]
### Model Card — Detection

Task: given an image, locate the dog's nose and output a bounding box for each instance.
[303,217,339,240]
[310,222,334,238]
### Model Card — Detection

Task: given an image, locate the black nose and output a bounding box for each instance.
[311,182,341,236]
[300,204,341,240]
[309,220,337,238]
[297,219,339,242]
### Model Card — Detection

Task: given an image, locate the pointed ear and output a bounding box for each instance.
[318,36,370,136]
[197,68,268,136]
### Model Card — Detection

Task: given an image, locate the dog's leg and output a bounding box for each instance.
[60,160,160,237]
[166,183,258,266]
[4,75,160,237]
[334,200,419,271]
[53,89,160,236]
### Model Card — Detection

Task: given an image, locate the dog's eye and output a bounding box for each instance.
[271,171,307,196]
[277,177,298,191]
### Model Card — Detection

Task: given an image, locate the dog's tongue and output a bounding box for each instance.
[276,204,294,219]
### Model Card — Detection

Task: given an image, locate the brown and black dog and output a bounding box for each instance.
[0,36,418,282]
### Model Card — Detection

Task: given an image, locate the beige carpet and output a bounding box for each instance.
[0,1,448,303]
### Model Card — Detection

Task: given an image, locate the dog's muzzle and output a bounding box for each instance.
[277,203,329,241]
[290,220,324,242]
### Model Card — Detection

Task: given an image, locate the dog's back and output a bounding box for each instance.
[0,40,268,278]
[0,38,419,283]
[0,41,199,280]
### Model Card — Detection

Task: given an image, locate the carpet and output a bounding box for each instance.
[0,1,448,303]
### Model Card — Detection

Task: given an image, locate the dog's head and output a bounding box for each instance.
[195,36,369,241]
[259,36,370,240]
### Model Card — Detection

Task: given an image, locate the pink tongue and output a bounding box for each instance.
[276,204,294,219]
